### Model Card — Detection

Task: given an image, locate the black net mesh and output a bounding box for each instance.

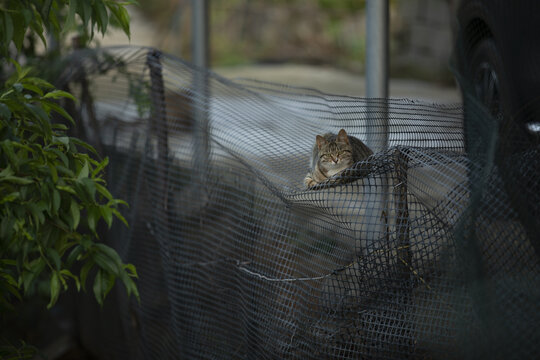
[55,42,539,359]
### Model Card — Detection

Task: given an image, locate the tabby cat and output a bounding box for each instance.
[304,129,373,188]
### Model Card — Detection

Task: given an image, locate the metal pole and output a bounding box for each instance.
[365,0,390,248]
[192,0,209,69]
[191,0,210,177]
[366,0,389,152]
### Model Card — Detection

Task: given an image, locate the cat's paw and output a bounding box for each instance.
[304,176,317,189]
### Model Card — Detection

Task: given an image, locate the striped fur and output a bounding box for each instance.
[304,129,372,188]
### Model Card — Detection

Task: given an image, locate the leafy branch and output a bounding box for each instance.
[0,0,139,312]
[0,0,138,57]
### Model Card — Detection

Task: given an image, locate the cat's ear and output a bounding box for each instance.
[316,135,327,149]
[337,129,349,144]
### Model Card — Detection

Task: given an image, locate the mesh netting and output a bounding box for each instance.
[56,45,540,359]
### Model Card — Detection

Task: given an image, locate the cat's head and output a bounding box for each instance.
[315,129,353,173]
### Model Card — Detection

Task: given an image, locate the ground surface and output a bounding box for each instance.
[101,8,461,105]
[213,64,461,103]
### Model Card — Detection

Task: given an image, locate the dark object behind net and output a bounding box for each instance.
[56,46,539,359]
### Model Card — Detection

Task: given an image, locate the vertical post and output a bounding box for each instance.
[147,50,170,219]
[394,148,411,280]
[366,0,389,152]
[192,0,209,70]
[366,0,390,247]
[191,0,210,177]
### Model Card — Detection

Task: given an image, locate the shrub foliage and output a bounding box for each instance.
[0,0,139,313]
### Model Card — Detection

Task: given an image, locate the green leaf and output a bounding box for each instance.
[107,2,131,39]
[0,165,14,177]
[66,245,84,265]
[112,208,129,227]
[70,200,80,230]
[94,243,124,267]
[100,206,113,228]
[120,274,139,302]
[92,268,115,306]
[0,103,12,120]
[104,272,116,298]
[95,182,113,201]
[49,147,69,166]
[57,185,77,195]
[47,272,60,309]
[0,176,33,185]
[48,162,59,183]
[87,205,99,233]
[1,140,19,170]
[15,66,33,83]
[94,0,109,35]
[80,258,94,291]
[11,12,26,51]
[52,188,61,213]
[93,252,119,277]
[42,100,75,124]
[91,156,109,178]
[0,192,19,204]
[79,0,92,27]
[46,248,61,270]
[108,199,129,207]
[11,58,23,76]
[22,76,54,89]
[28,202,46,225]
[58,241,77,257]
[0,216,15,241]
[69,137,98,156]
[2,277,22,301]
[25,103,52,139]
[21,82,43,96]
[63,0,77,34]
[22,259,45,293]
[123,263,138,278]
[41,0,53,20]
[80,177,97,201]
[79,237,93,251]
[60,269,81,291]
[0,259,17,267]
[77,160,89,179]
[0,272,15,286]
[93,269,103,305]
[3,12,14,48]
[28,12,46,48]
[43,90,77,101]
[41,183,52,212]
[87,157,101,169]
[51,123,68,131]
[48,8,61,34]
[57,165,75,177]
[24,103,48,122]
[12,141,33,153]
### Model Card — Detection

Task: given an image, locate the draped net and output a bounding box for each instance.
[57,45,539,359]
